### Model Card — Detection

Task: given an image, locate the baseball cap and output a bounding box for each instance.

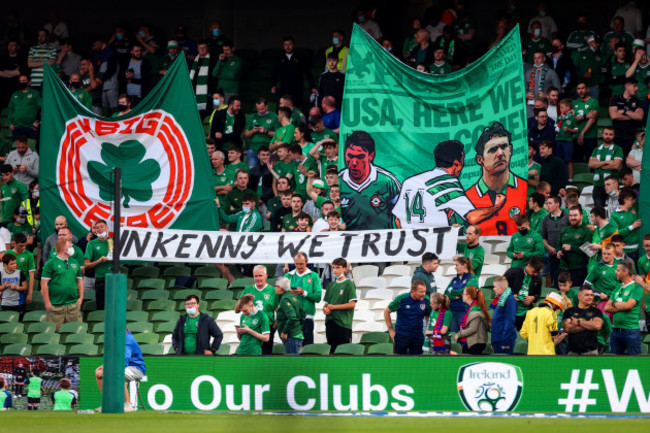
[312,179,325,189]
[167,40,179,49]
[545,292,564,310]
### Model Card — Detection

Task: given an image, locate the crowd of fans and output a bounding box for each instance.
[0,2,648,378]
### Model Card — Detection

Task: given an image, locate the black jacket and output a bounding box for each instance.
[172,312,223,355]
[209,109,245,149]
[540,154,568,196]
[505,266,542,304]
[271,52,315,99]
[249,163,274,204]
[545,52,577,94]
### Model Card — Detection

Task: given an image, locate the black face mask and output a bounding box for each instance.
[117,104,129,111]
[577,23,587,30]
[19,82,28,90]
[70,81,80,89]
[519,228,529,236]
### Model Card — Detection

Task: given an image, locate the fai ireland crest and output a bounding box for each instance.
[457,362,523,412]
[57,110,194,229]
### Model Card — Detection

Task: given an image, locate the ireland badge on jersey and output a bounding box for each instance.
[457,362,523,412]
[39,56,218,237]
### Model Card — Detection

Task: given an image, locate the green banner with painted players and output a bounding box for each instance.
[339,24,528,235]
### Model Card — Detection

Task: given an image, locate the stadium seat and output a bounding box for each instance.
[127,311,150,323]
[172,289,202,302]
[354,321,385,333]
[382,264,411,277]
[272,343,286,355]
[483,276,497,288]
[129,322,155,334]
[154,322,176,334]
[481,264,508,277]
[30,332,61,346]
[131,266,160,280]
[26,322,56,334]
[82,301,98,313]
[209,299,237,312]
[367,343,394,355]
[67,344,99,356]
[127,299,144,311]
[572,173,594,187]
[126,290,138,301]
[134,333,160,345]
[204,290,234,301]
[199,277,229,290]
[356,276,387,290]
[514,341,528,354]
[0,311,19,323]
[352,265,379,282]
[573,162,590,176]
[37,343,67,356]
[194,266,222,282]
[137,278,166,291]
[360,331,391,348]
[150,311,180,323]
[59,322,89,335]
[87,310,105,323]
[230,278,254,289]
[215,344,232,356]
[596,118,612,127]
[23,310,47,323]
[300,343,331,355]
[91,322,105,334]
[64,333,95,345]
[163,265,191,280]
[140,290,170,303]
[140,343,165,355]
[26,301,46,312]
[0,333,28,344]
[216,310,240,326]
[364,288,394,301]
[147,300,176,312]
[387,276,412,290]
[334,343,365,355]
[3,343,32,356]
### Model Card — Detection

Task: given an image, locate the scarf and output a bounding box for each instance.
[557,113,569,130]
[495,288,512,307]
[190,54,210,110]
[529,66,547,94]
[432,309,448,351]
[458,301,478,346]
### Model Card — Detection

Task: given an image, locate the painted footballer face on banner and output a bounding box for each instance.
[56,110,194,229]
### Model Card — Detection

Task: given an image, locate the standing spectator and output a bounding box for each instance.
[546,87,559,121]
[528,109,555,148]
[507,215,545,268]
[7,75,41,141]
[323,257,356,353]
[79,58,102,115]
[221,171,256,231]
[412,252,439,297]
[321,96,340,134]
[456,225,485,277]
[524,51,561,118]
[563,286,604,356]
[538,141,568,196]
[41,238,83,332]
[606,42,631,98]
[527,192,548,233]
[324,29,348,72]
[0,253,27,321]
[235,294,270,356]
[566,15,597,54]
[587,207,618,263]
[108,24,131,75]
[555,99,579,179]
[83,219,111,310]
[189,40,214,117]
[610,188,642,261]
[506,256,544,330]
[1,164,29,224]
[317,53,345,110]
[575,36,604,101]
[48,227,84,266]
[5,136,38,186]
[605,261,643,355]
[609,77,643,156]
[541,196,570,286]
[27,29,57,89]
[523,21,551,64]
[625,132,643,184]
[42,215,74,261]
[454,285,490,354]
[274,277,305,355]
[244,98,278,166]
[271,36,316,108]
[490,276,517,354]
[241,265,277,354]
[385,280,431,355]
[527,2,558,40]
[612,3,643,36]
[445,257,478,332]
[626,43,650,100]
[520,292,567,355]
[433,25,467,70]
[159,40,181,76]
[134,24,160,61]
[212,42,242,102]
[171,295,222,355]
[248,147,274,206]
[557,206,593,287]
[0,39,25,105]
[211,151,232,196]
[604,175,620,218]
[174,25,197,61]
[572,82,599,162]
[429,47,452,75]
[69,74,93,110]
[0,377,12,410]
[356,9,383,40]
[402,18,422,60]
[279,94,306,126]
[208,21,232,58]
[284,252,322,346]
[546,38,576,96]
[124,43,151,105]
[585,243,619,314]
[91,36,119,115]
[527,144,540,196]
[588,127,623,208]
[210,96,245,150]
[56,38,80,78]
[423,293,451,354]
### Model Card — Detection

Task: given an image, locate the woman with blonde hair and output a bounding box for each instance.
[424,293,451,354]
[445,256,479,332]
[454,286,491,354]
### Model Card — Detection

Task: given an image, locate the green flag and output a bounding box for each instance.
[339,24,528,236]
[40,56,218,238]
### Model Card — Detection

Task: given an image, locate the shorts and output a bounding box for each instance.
[28,397,41,404]
[125,366,144,382]
[556,140,573,162]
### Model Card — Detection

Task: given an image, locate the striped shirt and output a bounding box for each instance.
[28,44,58,87]
[590,143,623,187]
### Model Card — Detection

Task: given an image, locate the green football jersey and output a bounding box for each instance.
[507,231,545,268]
[456,243,484,277]
[246,112,279,151]
[556,113,578,142]
[528,208,548,233]
[27,376,42,398]
[572,97,599,139]
[574,50,603,87]
[323,278,357,329]
[241,284,277,324]
[430,61,452,75]
[590,143,623,187]
[611,282,642,329]
[271,123,295,145]
[585,260,619,297]
[610,60,631,96]
[236,309,270,355]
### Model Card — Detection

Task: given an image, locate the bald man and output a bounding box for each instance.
[42,216,77,260]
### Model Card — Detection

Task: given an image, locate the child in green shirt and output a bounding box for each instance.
[556,98,579,180]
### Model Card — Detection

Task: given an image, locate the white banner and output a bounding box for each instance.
[118,227,459,264]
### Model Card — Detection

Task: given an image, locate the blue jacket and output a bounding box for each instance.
[445,273,478,312]
[125,330,146,374]
[490,293,518,344]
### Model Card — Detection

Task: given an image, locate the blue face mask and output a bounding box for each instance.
[213,28,221,37]
[186,307,197,316]
[242,206,251,214]
[332,37,340,45]
[116,33,124,41]
[358,15,366,23]
[213,98,221,107]
[137,31,146,38]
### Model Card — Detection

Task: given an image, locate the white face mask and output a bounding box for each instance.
[533,29,541,38]
[33,190,39,198]
[97,231,108,239]
[186,307,197,316]
[16,217,25,224]
[67,247,75,256]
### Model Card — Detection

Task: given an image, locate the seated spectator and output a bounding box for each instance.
[429,47,452,75]
[405,28,434,68]
[433,25,467,70]
[172,294,223,355]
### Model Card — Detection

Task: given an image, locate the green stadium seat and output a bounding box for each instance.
[131,266,160,280]
[172,289,202,302]
[26,322,56,334]
[26,301,45,311]
[230,278,254,289]
[366,343,394,355]
[23,310,47,323]
[87,310,105,323]
[300,343,331,355]
[334,343,365,355]
[0,333,28,344]
[67,344,99,356]
[215,344,231,356]
[37,344,67,356]
[150,311,180,323]
[59,322,88,335]
[514,341,528,354]
[84,291,96,302]
[597,118,613,127]
[483,276,497,288]
[480,288,494,301]
[359,332,391,349]
[127,279,134,291]
[30,332,61,346]
[141,290,170,303]
[199,277,228,290]
[128,321,154,334]
[133,333,160,345]
[204,290,234,301]
[163,265,191,280]
[137,278,166,291]
[155,322,176,334]
[194,266,222,282]
[127,299,144,311]
[0,311,19,323]
[572,162,590,176]
[140,343,165,355]
[272,343,285,355]
[208,299,237,312]
[148,300,176,312]
[3,343,32,356]
[572,173,594,184]
[95,334,104,345]
[82,301,97,312]
[91,322,105,334]
[0,322,25,334]
[64,333,95,345]
[126,311,150,323]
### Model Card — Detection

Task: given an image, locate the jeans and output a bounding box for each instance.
[451,310,466,333]
[492,339,516,354]
[609,328,641,355]
[325,321,351,353]
[394,333,424,355]
[462,343,486,355]
[246,149,259,168]
[283,337,303,355]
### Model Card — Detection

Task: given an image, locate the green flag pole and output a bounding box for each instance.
[102,167,126,413]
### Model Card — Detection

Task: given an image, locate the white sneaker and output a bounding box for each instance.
[124,403,134,412]
[95,406,102,412]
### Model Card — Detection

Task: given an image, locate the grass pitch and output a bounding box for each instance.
[2,412,650,433]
